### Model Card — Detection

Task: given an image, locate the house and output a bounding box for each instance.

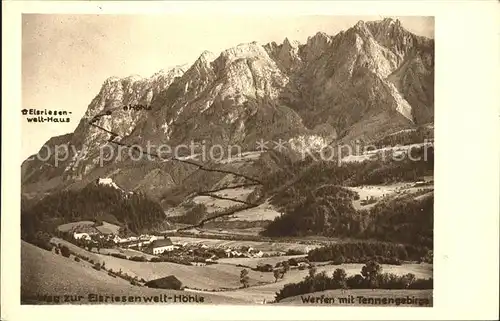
[149,238,175,255]
[253,251,264,258]
[73,232,92,241]
[139,235,159,246]
[144,275,183,290]
[112,235,125,244]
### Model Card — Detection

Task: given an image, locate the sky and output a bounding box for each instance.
[21,14,434,160]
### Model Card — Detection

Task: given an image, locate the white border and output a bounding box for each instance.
[3,1,500,320]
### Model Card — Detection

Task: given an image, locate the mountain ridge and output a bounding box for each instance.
[21,18,434,205]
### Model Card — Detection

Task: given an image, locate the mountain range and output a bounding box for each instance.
[21,18,434,212]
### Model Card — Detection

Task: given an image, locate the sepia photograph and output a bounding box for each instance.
[20,13,435,306]
[2,1,499,320]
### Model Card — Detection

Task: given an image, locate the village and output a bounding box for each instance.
[67,224,278,265]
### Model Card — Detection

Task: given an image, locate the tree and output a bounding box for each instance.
[361,260,382,288]
[273,269,281,282]
[308,264,317,278]
[332,255,345,265]
[282,261,290,273]
[288,258,298,266]
[332,268,347,289]
[60,245,71,258]
[346,274,365,289]
[402,273,416,288]
[240,269,250,288]
[183,202,207,225]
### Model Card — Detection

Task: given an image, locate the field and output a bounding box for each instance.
[169,236,321,253]
[191,186,255,213]
[57,221,95,232]
[187,262,432,304]
[213,186,255,201]
[347,180,434,210]
[225,200,282,222]
[217,255,307,268]
[95,221,121,234]
[57,220,120,235]
[341,142,433,164]
[215,151,263,165]
[279,289,433,306]
[21,241,246,304]
[97,247,158,260]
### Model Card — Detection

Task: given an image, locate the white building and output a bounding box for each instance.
[253,251,264,258]
[73,232,91,241]
[112,235,125,243]
[149,238,175,255]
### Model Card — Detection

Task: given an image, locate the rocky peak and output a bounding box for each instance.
[365,18,418,59]
[178,51,217,86]
[382,17,401,27]
[215,42,270,67]
[197,50,217,65]
[307,31,332,46]
[282,37,300,50]
[352,20,374,39]
[152,64,188,79]
[303,32,332,61]
[264,37,303,72]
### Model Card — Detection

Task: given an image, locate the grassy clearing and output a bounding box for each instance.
[213,186,255,201]
[265,262,432,290]
[95,221,121,234]
[201,227,266,236]
[347,181,434,210]
[170,236,320,253]
[57,221,95,233]
[279,289,432,306]
[189,186,255,214]
[216,151,262,165]
[217,255,307,268]
[200,262,432,303]
[21,241,245,304]
[97,247,157,260]
[226,200,282,222]
[314,263,433,279]
[191,195,241,213]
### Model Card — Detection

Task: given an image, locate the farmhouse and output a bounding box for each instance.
[73,232,92,240]
[145,275,183,290]
[149,238,175,255]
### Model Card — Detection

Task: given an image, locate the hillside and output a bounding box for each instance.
[21,241,246,304]
[21,181,167,237]
[47,237,276,291]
